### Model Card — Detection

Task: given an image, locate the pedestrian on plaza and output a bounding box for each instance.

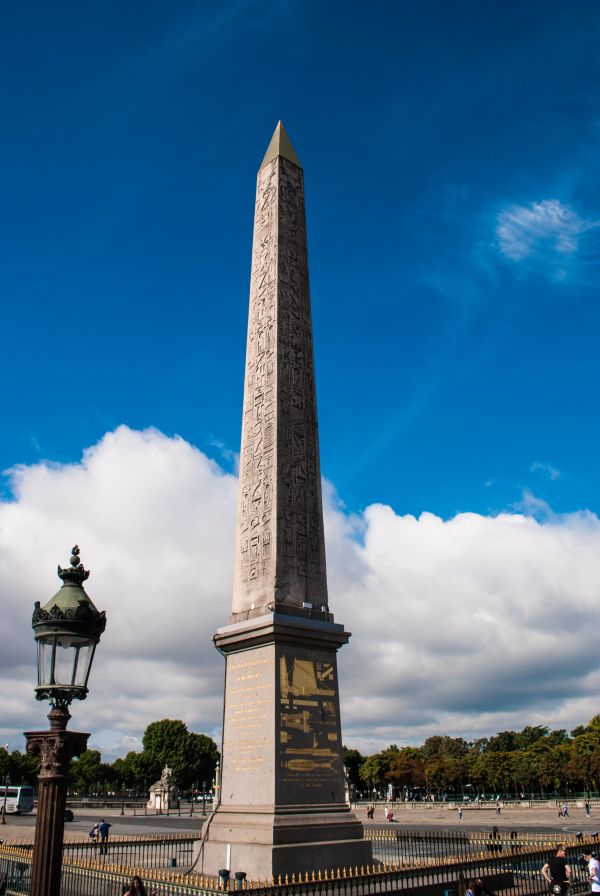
[562,803,570,818]
[458,804,463,820]
[582,851,600,894]
[123,876,147,896]
[495,800,501,815]
[98,818,112,855]
[541,845,572,895]
[89,822,99,846]
[487,827,502,854]
[585,800,591,818]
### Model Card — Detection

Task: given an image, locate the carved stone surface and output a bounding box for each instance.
[232,152,328,615]
[201,125,371,880]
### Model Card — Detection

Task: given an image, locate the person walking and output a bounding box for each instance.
[458,804,463,820]
[582,851,600,894]
[585,800,591,818]
[98,818,112,855]
[542,845,572,895]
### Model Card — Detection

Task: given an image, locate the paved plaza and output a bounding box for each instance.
[1,801,597,842]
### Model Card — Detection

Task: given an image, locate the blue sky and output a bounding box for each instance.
[2,0,599,519]
[2,1,600,755]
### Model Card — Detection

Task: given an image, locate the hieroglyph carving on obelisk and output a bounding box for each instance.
[233,122,328,616]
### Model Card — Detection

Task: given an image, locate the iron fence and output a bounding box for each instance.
[0,829,597,896]
[1,833,196,871]
[367,827,600,865]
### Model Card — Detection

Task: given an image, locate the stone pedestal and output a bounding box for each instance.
[196,612,371,879]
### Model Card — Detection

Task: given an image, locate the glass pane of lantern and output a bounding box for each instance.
[53,637,79,686]
[37,640,52,686]
[74,642,95,686]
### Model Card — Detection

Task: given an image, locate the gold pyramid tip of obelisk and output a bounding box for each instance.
[260,120,302,170]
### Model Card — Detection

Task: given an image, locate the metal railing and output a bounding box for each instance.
[0,829,597,896]
[367,827,600,865]
[0,832,197,870]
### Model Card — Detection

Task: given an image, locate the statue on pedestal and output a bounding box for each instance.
[147,766,179,813]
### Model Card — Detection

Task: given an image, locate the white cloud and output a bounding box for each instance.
[531,461,560,481]
[2,426,600,758]
[512,489,555,520]
[496,199,599,277]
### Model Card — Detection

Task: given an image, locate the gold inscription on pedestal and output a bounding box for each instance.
[279,654,340,788]
[225,653,273,774]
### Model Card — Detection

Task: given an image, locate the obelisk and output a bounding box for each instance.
[199,122,371,880]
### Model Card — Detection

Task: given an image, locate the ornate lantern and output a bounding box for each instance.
[32,545,106,707]
[26,545,107,896]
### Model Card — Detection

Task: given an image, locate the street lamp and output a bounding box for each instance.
[24,546,106,896]
[0,774,10,825]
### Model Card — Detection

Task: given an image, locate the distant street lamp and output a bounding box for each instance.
[24,546,106,896]
[1,774,11,825]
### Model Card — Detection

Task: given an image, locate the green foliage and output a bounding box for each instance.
[140,719,218,791]
[343,747,365,787]
[359,747,398,789]
[0,718,221,797]
[387,747,425,789]
[0,749,39,788]
[70,750,103,793]
[354,716,600,797]
[422,736,470,759]
[142,719,189,764]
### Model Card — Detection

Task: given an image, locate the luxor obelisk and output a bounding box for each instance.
[199,122,371,880]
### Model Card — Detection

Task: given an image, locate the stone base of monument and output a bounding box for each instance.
[195,807,372,880]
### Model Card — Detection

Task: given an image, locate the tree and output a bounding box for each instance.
[143,719,189,766]
[487,731,518,753]
[515,726,548,750]
[343,747,365,789]
[359,746,399,795]
[388,748,425,792]
[0,749,39,788]
[179,733,219,791]
[422,736,470,760]
[70,750,103,794]
[141,719,218,791]
[481,751,512,792]
[118,751,161,795]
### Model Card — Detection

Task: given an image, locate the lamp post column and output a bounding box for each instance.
[1,774,10,824]
[25,705,89,896]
